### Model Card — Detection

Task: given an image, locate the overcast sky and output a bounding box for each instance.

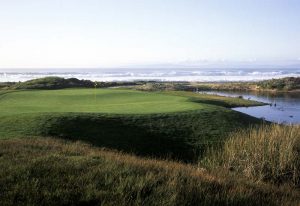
[0,0,299,68]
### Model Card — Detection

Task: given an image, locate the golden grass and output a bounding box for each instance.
[1,137,300,205]
[203,124,300,186]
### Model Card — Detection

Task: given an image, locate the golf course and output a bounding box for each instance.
[1,80,299,205]
[0,89,204,115]
[0,87,263,160]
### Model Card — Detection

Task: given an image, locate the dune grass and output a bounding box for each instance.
[189,77,300,92]
[201,124,300,186]
[1,137,299,206]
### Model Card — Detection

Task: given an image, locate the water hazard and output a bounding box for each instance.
[203,91,300,124]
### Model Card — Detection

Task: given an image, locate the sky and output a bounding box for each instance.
[0,0,300,69]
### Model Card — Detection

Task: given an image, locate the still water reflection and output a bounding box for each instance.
[203,91,300,124]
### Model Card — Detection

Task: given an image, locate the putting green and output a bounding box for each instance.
[0,89,203,115]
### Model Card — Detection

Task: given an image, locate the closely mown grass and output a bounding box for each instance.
[0,89,263,162]
[0,89,204,115]
[1,137,300,206]
[201,124,300,186]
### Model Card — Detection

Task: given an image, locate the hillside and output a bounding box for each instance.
[7,77,140,90]
[10,77,95,89]
[1,137,299,206]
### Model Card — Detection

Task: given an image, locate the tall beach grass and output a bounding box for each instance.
[1,137,300,205]
[202,124,300,186]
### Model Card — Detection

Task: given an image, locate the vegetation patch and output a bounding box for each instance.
[2,76,299,92]
[135,82,192,91]
[10,76,95,89]
[0,82,15,89]
[7,77,141,90]
[257,77,300,91]
[189,77,300,92]
[201,124,300,186]
[1,137,299,206]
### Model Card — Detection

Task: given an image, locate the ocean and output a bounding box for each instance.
[0,68,299,82]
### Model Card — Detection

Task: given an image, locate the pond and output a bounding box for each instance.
[203,91,300,124]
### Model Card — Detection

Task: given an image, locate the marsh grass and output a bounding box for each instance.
[202,124,300,186]
[163,91,265,108]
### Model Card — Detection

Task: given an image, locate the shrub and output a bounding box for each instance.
[12,77,94,89]
[257,77,300,91]
[10,77,140,90]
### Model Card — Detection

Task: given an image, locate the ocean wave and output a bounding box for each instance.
[1,69,300,82]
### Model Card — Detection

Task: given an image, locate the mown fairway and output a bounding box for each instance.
[0,89,203,116]
[0,88,262,161]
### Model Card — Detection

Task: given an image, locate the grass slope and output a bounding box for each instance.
[0,89,261,162]
[1,137,299,206]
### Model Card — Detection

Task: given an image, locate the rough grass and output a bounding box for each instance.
[4,77,143,90]
[257,77,300,91]
[164,91,266,108]
[1,137,300,206]
[190,77,300,92]
[10,76,95,89]
[201,124,300,186]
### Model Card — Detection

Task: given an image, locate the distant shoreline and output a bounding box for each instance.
[1,68,299,83]
[1,76,299,93]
